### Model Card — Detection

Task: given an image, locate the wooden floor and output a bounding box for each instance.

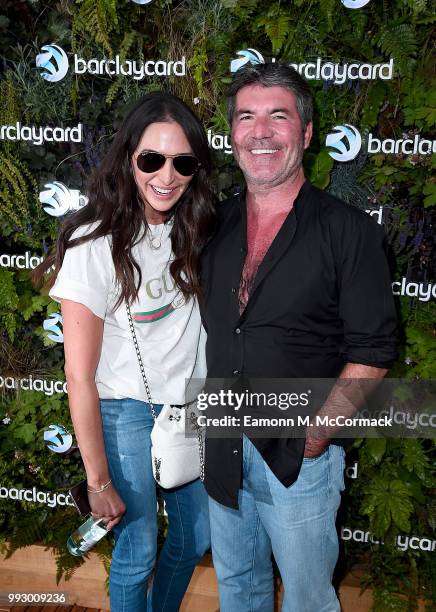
[0,545,427,612]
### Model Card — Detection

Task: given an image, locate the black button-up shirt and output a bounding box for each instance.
[200,180,398,508]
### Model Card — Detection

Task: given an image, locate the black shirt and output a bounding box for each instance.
[200,180,398,508]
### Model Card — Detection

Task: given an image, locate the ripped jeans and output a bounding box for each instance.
[100,398,210,612]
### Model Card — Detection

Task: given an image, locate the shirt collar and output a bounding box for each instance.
[238,178,312,222]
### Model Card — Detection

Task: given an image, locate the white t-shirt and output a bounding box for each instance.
[49,222,206,404]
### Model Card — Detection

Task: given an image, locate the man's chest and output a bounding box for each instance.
[203,220,339,327]
[239,209,291,312]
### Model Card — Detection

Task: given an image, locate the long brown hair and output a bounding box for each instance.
[33,91,215,306]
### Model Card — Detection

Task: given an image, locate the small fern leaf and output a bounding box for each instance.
[376,23,417,73]
[256,13,292,54]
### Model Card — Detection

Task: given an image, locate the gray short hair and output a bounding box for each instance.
[227,63,314,130]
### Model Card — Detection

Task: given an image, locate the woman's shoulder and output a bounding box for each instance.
[70,220,103,240]
[69,221,112,252]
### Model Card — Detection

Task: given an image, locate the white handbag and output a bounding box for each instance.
[126,303,204,489]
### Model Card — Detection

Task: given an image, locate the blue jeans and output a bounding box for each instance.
[209,436,345,612]
[100,399,210,612]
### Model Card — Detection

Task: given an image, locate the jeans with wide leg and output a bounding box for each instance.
[100,398,210,612]
[209,435,345,612]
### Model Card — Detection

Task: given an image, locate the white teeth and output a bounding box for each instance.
[251,149,279,155]
[152,186,174,195]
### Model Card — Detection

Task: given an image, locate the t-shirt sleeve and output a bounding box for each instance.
[335,212,398,368]
[49,230,113,319]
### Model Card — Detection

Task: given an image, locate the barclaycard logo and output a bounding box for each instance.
[392,278,436,302]
[0,122,83,145]
[230,50,393,83]
[36,42,184,81]
[43,424,73,454]
[36,44,69,82]
[230,49,265,73]
[327,125,435,161]
[207,129,232,154]
[0,375,67,396]
[0,485,74,508]
[342,0,371,8]
[43,312,64,343]
[326,124,362,161]
[39,181,88,217]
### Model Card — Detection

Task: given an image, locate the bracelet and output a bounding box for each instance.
[87,478,112,494]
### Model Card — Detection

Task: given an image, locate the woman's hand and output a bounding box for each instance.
[88,483,126,531]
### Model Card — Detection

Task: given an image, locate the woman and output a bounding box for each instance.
[35,92,215,611]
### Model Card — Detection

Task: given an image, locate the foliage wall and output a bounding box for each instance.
[0,1,435,609]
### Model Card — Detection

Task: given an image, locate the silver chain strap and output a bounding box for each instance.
[126,302,204,482]
[126,302,158,419]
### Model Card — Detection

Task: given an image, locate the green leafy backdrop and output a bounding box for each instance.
[0,1,435,609]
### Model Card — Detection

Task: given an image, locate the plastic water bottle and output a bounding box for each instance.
[67,515,108,556]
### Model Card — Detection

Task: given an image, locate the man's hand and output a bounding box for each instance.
[304,432,330,458]
[303,363,387,458]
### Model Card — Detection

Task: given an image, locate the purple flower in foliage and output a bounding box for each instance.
[84,127,107,170]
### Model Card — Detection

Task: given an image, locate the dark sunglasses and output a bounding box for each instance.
[136,151,200,177]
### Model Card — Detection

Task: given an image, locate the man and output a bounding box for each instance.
[200,63,398,611]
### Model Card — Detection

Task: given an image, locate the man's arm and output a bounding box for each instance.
[304,363,387,458]
[304,208,399,457]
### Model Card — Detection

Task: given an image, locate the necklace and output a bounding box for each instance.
[147,223,166,250]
